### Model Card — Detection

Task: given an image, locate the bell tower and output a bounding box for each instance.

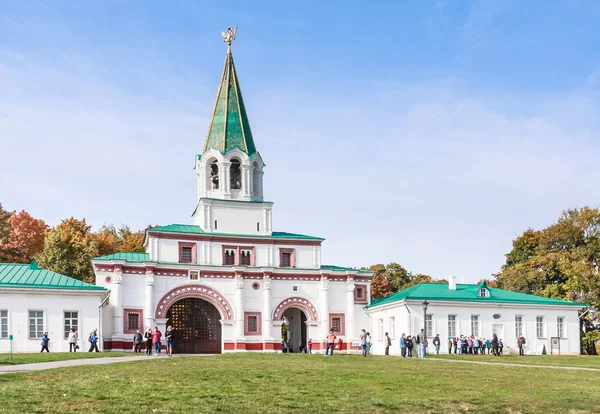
[193,28,272,235]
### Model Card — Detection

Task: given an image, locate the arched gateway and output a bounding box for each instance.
[155,285,233,354]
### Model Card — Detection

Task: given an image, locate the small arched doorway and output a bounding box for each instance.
[281,307,307,353]
[166,298,222,354]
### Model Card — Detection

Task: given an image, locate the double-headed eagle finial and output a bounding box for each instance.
[222,27,237,46]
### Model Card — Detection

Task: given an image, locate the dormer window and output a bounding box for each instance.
[478,288,490,297]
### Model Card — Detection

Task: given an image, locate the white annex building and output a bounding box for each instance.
[365,277,584,355]
[91,31,373,353]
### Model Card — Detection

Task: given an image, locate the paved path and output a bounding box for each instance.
[426,357,600,372]
[0,354,213,375]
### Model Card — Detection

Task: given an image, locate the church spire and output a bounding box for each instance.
[203,27,257,156]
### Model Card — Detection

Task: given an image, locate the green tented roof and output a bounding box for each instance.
[203,48,257,156]
[146,224,324,241]
[0,263,106,291]
[366,283,585,308]
[92,252,371,274]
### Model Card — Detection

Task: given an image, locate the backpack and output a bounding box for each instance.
[415,335,421,344]
[522,337,526,345]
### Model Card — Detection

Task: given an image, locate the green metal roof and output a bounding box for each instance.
[203,47,257,156]
[146,224,324,241]
[366,282,585,308]
[0,262,106,291]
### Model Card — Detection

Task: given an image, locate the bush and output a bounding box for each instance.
[581,331,600,355]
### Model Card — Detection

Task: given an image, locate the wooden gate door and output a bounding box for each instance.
[166,297,222,354]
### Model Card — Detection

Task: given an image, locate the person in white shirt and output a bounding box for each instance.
[68,328,78,352]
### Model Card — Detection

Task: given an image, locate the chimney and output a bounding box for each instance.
[448,275,456,291]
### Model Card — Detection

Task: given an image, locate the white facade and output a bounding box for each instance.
[366,298,581,355]
[0,288,106,353]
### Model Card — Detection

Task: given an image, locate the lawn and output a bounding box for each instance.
[1,354,600,413]
[0,352,137,365]
[430,353,600,369]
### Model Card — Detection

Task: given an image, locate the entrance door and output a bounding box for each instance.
[166,297,222,354]
[492,324,503,338]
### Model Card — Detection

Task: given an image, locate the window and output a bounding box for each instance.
[240,250,252,266]
[378,318,384,340]
[123,309,143,334]
[29,310,44,339]
[292,286,298,292]
[214,220,218,230]
[244,312,262,335]
[329,313,345,335]
[279,249,295,268]
[257,222,260,232]
[447,315,456,338]
[224,249,236,265]
[425,314,433,338]
[178,242,196,264]
[354,285,368,304]
[536,316,545,339]
[230,159,242,189]
[64,311,79,339]
[471,315,479,337]
[557,317,565,338]
[189,271,199,281]
[210,161,219,189]
[389,317,396,339]
[515,316,523,338]
[128,313,139,331]
[0,310,7,339]
[478,288,490,297]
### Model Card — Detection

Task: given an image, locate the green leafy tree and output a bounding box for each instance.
[37,217,99,283]
[95,224,146,256]
[495,207,600,310]
[0,203,11,246]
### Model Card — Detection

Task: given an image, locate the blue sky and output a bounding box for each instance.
[1,1,599,281]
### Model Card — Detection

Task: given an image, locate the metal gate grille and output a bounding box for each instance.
[166,297,222,354]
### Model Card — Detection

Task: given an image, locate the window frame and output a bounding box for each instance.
[470,314,480,337]
[0,310,8,339]
[557,316,565,339]
[123,309,144,334]
[425,314,433,338]
[279,248,296,268]
[515,315,523,338]
[329,313,345,336]
[536,316,546,339]
[28,310,44,339]
[222,245,255,266]
[178,242,197,264]
[477,288,490,297]
[244,312,262,336]
[378,318,384,340]
[63,311,79,340]
[389,316,396,339]
[447,314,456,338]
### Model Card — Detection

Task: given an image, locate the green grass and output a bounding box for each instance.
[1,354,600,413]
[430,353,600,369]
[0,352,137,365]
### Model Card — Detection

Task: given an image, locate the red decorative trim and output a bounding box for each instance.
[95,265,114,272]
[279,248,296,268]
[224,342,235,351]
[355,276,373,282]
[155,285,234,320]
[272,297,318,321]
[329,313,346,336]
[236,342,247,350]
[244,312,262,335]
[178,242,197,264]
[246,343,263,351]
[263,342,278,350]
[153,268,188,277]
[270,274,321,281]
[123,309,144,334]
[147,232,322,246]
[123,267,147,275]
[354,284,368,304]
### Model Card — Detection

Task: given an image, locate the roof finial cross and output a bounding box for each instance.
[222,27,237,47]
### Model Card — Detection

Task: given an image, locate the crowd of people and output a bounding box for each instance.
[446,334,503,356]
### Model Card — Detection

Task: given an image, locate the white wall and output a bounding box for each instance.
[0,290,105,353]
[366,300,581,355]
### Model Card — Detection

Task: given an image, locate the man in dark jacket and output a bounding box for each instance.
[40,332,50,352]
[133,330,143,353]
[88,329,99,352]
[432,334,441,354]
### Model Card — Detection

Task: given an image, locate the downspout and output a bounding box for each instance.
[404,302,411,335]
[98,291,111,352]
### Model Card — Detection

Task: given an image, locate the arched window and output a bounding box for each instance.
[230,159,241,190]
[210,161,219,190]
[478,288,490,298]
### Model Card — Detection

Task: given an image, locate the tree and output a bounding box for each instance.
[0,203,11,246]
[37,218,99,283]
[95,224,145,256]
[370,266,394,300]
[0,210,47,263]
[495,207,600,311]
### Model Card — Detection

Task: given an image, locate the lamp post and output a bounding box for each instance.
[422,300,429,355]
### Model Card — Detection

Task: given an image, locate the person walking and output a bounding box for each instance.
[325,329,336,356]
[144,328,153,355]
[152,327,162,355]
[165,326,174,357]
[360,329,368,357]
[40,332,50,352]
[486,338,492,354]
[447,337,452,354]
[491,333,499,356]
[68,328,78,352]
[498,339,504,355]
[400,333,407,358]
[406,335,413,357]
[417,329,426,359]
[518,335,526,356]
[87,329,99,352]
[433,334,441,355]
[384,332,392,356]
[133,329,143,353]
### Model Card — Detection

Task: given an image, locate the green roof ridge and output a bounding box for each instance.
[366,282,585,308]
[203,48,257,156]
[145,224,324,241]
[0,263,105,291]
